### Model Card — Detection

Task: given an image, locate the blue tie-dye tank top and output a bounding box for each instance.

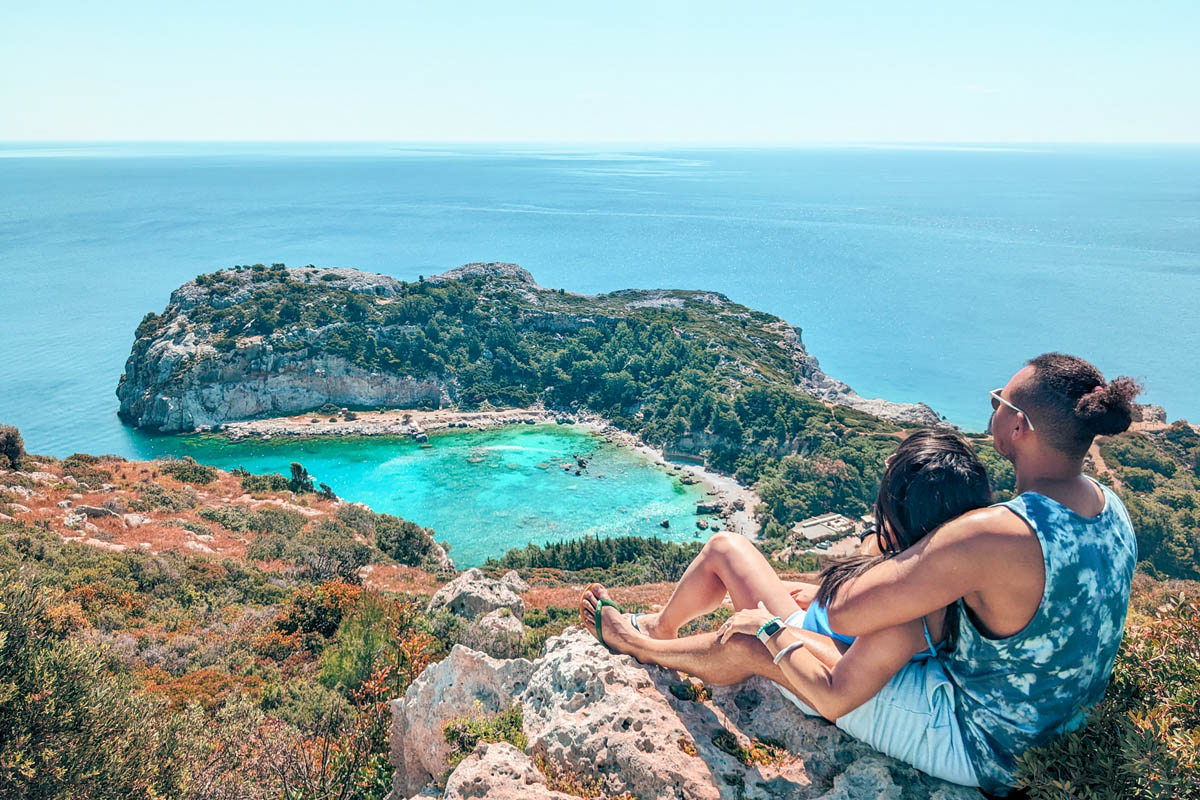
[941,478,1137,795]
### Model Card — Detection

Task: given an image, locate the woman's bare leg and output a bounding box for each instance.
[636,532,801,638]
[582,584,841,708]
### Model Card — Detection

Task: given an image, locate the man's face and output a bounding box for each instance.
[989,365,1036,459]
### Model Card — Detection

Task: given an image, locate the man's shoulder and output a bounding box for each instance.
[932,505,1037,550]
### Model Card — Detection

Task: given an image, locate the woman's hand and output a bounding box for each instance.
[717,601,775,644]
[785,581,819,609]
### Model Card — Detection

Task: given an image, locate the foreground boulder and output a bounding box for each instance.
[389,627,977,800]
[461,607,525,659]
[427,567,527,620]
[440,742,576,800]
[390,646,535,797]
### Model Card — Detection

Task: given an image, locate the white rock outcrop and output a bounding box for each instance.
[389,627,978,800]
[427,568,527,620]
[389,645,535,797]
[461,607,526,659]
[440,742,576,800]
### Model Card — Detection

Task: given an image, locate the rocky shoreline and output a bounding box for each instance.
[218,405,764,540]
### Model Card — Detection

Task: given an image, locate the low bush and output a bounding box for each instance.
[374,514,437,566]
[235,469,290,493]
[129,481,198,512]
[487,535,704,585]
[0,424,25,469]
[442,703,527,771]
[60,455,113,487]
[0,581,191,798]
[158,456,218,485]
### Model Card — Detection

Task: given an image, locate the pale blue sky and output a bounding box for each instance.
[3,0,1197,142]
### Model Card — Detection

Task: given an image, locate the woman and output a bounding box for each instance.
[581,427,992,787]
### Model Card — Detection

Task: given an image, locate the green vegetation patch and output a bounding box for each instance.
[442,703,528,771]
[158,456,218,485]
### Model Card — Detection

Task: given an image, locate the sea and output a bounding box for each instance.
[2,143,1198,562]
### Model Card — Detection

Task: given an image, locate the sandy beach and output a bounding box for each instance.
[217,406,764,540]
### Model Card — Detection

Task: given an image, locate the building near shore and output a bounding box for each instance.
[792,512,859,543]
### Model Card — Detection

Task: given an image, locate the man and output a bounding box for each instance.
[582,353,1139,796]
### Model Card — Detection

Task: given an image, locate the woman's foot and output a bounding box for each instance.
[629,610,678,639]
[580,583,643,659]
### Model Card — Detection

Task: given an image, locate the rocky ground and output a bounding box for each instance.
[392,570,978,800]
[0,456,445,595]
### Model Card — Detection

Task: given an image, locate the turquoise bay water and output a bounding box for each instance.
[135,424,708,567]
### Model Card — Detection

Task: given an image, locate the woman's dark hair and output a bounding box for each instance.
[1008,352,1142,458]
[814,428,993,610]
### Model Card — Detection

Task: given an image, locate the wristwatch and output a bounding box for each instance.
[757,617,784,643]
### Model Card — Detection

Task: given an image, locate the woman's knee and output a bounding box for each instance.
[702,531,753,563]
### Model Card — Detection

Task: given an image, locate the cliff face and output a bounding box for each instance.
[118,345,449,432]
[118,262,937,432]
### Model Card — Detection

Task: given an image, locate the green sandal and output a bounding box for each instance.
[594,597,623,652]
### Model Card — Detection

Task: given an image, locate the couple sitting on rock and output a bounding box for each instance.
[582,352,1140,798]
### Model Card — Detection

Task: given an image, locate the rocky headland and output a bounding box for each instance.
[117,262,938,434]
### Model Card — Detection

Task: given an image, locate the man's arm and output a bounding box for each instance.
[823,506,1024,637]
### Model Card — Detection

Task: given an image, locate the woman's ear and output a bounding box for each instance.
[879,521,899,552]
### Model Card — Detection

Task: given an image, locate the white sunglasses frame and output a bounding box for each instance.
[989,388,1036,431]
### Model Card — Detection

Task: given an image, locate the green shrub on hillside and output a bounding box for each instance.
[374,514,438,566]
[442,703,527,771]
[1098,432,1200,580]
[158,456,218,485]
[235,469,291,493]
[60,454,114,487]
[1103,435,1178,479]
[0,581,191,799]
[130,481,198,512]
[0,425,25,470]
[488,534,704,585]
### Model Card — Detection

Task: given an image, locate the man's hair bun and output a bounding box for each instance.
[1012,353,1143,457]
[1073,377,1141,437]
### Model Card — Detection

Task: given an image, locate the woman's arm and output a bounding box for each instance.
[768,622,926,720]
[719,602,927,721]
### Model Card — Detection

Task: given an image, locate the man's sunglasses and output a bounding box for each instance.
[989,388,1035,431]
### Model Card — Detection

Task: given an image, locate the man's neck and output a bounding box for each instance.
[1012,452,1101,515]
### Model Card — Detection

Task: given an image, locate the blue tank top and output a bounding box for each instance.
[802,599,940,660]
[941,478,1137,794]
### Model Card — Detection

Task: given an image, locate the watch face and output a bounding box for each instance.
[760,620,782,639]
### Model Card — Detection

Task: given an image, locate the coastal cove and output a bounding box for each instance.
[137,419,744,567]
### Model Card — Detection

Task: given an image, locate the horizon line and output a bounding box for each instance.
[3,139,1199,148]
